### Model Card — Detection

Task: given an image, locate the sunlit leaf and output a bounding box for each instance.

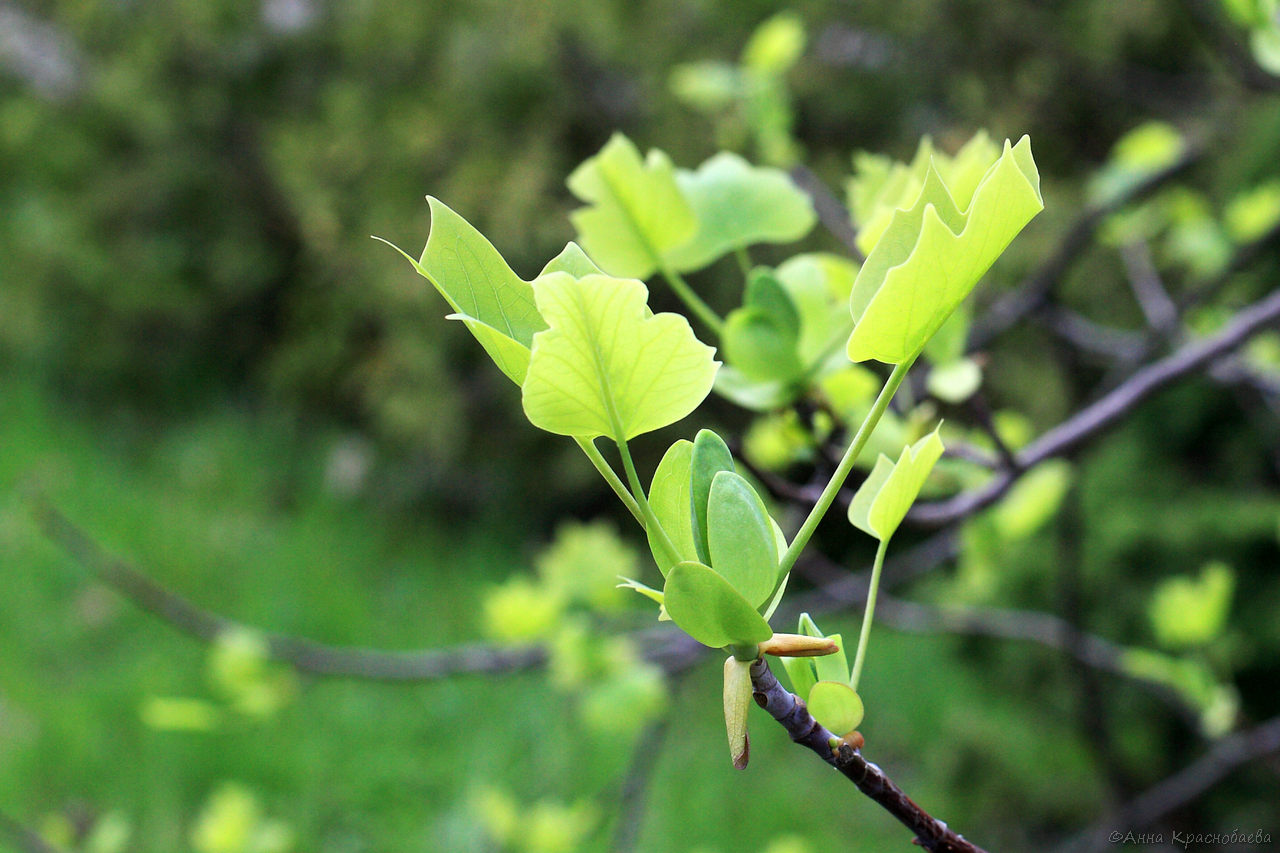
[707,470,779,607]
[663,560,773,648]
[539,242,607,279]
[847,137,1042,364]
[647,439,698,574]
[522,274,718,440]
[848,427,945,542]
[567,134,697,279]
[665,154,816,272]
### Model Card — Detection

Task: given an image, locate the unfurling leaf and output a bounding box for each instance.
[847,137,1042,364]
[568,134,697,279]
[663,561,772,648]
[666,154,816,272]
[724,656,754,769]
[807,681,864,735]
[848,427,945,542]
[384,197,547,385]
[647,439,699,574]
[521,274,718,441]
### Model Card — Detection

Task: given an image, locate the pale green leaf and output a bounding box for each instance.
[722,307,804,383]
[382,198,547,386]
[812,632,848,684]
[1149,561,1235,649]
[647,439,698,574]
[691,429,735,565]
[664,561,773,648]
[707,470,779,607]
[926,357,983,403]
[807,681,864,735]
[617,576,665,606]
[522,274,719,440]
[776,253,860,366]
[539,242,607,279]
[848,427,945,541]
[665,153,816,272]
[568,134,697,279]
[847,137,1043,364]
[991,459,1072,540]
[742,12,806,74]
[713,367,797,411]
[781,656,817,701]
[723,656,754,769]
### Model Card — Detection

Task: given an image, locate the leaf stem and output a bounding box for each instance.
[660,265,724,338]
[575,436,644,525]
[849,537,889,692]
[775,358,915,581]
[614,433,682,567]
[734,247,753,279]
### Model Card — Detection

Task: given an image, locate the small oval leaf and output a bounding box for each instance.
[691,429,735,565]
[807,681,864,735]
[707,471,779,607]
[647,439,698,574]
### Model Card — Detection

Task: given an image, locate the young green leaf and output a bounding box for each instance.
[647,439,699,574]
[848,427,945,542]
[722,269,805,383]
[665,153,817,272]
[539,242,607,279]
[567,134,697,279]
[663,561,773,648]
[707,470,779,608]
[384,197,547,385]
[521,274,719,440]
[781,656,817,700]
[811,632,848,684]
[846,136,1043,365]
[691,429,736,565]
[723,656,754,769]
[807,681,864,735]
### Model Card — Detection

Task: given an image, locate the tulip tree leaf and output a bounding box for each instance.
[807,681,864,735]
[522,274,719,440]
[665,153,817,272]
[647,439,698,574]
[849,427,945,542]
[707,470,779,607]
[383,197,547,386]
[567,134,697,279]
[539,242,607,279]
[722,269,805,383]
[691,429,735,565]
[847,136,1043,364]
[713,368,797,411]
[664,561,773,648]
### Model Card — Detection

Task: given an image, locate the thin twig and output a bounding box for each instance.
[911,285,1280,525]
[969,148,1205,350]
[610,717,672,853]
[750,658,989,853]
[1057,713,1280,853]
[789,164,866,263]
[1119,241,1178,334]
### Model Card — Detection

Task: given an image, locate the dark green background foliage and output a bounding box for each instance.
[2,0,1279,850]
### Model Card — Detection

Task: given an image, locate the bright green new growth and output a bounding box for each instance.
[1149,561,1236,650]
[665,153,816,272]
[567,134,697,280]
[690,429,736,565]
[780,614,863,735]
[521,273,719,440]
[722,269,805,383]
[847,136,1043,365]
[807,681,864,735]
[647,440,699,574]
[707,470,779,608]
[663,560,772,648]
[848,427,945,542]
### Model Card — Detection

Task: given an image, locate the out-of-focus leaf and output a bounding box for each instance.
[991,459,1072,540]
[927,357,983,403]
[1149,561,1236,649]
[743,12,806,73]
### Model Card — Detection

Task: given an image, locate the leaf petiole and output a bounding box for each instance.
[614,432,683,569]
[574,436,644,525]
[849,537,889,692]
[660,264,725,338]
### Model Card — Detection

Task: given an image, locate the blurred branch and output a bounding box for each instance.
[0,811,57,853]
[1179,0,1280,93]
[610,717,672,853]
[1058,713,1280,853]
[1119,241,1178,334]
[911,284,1280,525]
[0,2,85,99]
[749,658,989,853]
[969,147,1205,350]
[790,165,866,263]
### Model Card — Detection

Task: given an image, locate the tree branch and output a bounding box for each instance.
[749,658,989,853]
[790,164,866,263]
[911,285,1280,525]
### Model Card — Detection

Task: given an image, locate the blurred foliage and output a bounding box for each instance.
[4,0,1280,850]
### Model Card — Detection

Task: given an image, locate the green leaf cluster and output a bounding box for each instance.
[780,614,864,736]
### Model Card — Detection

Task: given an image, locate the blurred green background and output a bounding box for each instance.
[3,0,1280,851]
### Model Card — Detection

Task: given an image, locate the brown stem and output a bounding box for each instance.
[749,658,989,853]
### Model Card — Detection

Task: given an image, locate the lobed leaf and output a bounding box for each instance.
[539,242,607,279]
[521,274,719,440]
[848,427,945,542]
[567,134,697,279]
[665,153,816,272]
[846,136,1042,365]
[663,561,773,648]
